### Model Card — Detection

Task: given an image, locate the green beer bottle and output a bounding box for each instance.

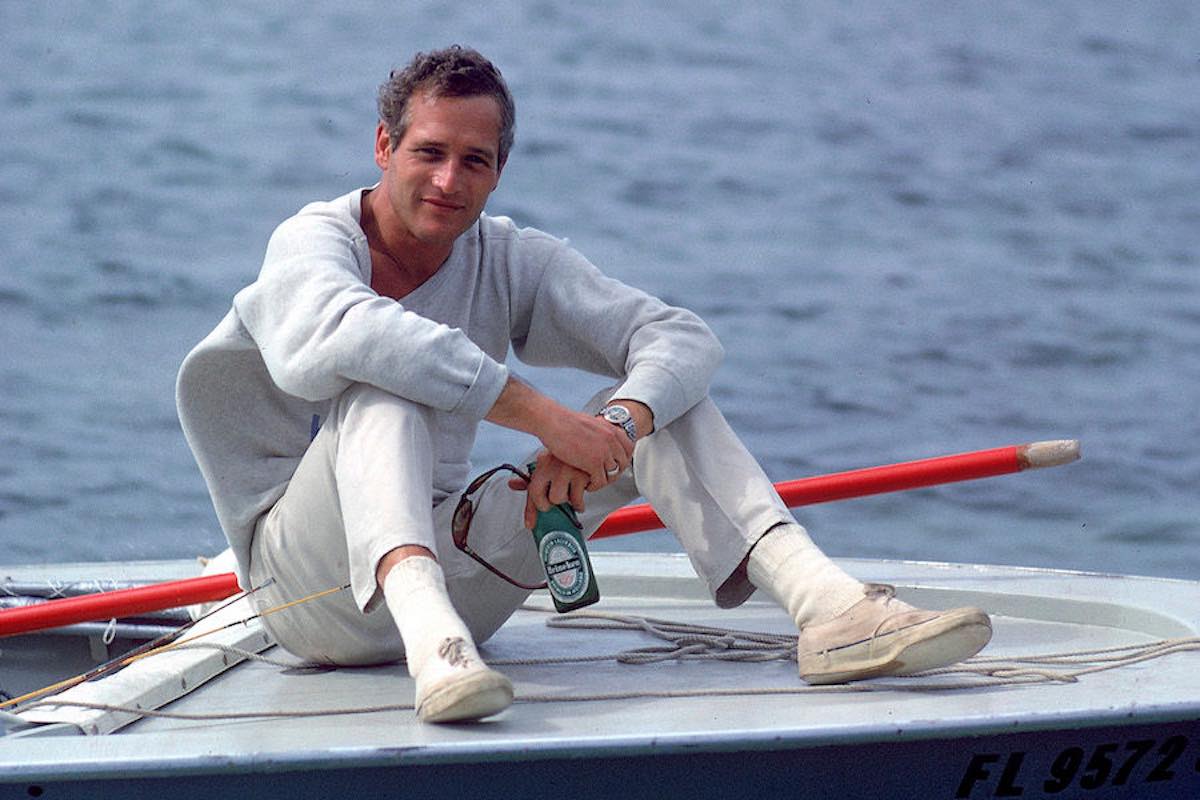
[528,464,600,612]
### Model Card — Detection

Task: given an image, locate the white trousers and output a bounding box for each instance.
[249,384,796,665]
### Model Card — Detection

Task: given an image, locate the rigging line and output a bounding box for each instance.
[23,649,1185,725]
[906,638,1200,680]
[97,581,351,668]
[544,610,796,646]
[24,698,416,721]
[5,580,351,712]
[16,624,1200,727]
[966,637,1200,664]
[0,577,288,712]
[8,677,1073,724]
[1,586,252,711]
[252,582,351,623]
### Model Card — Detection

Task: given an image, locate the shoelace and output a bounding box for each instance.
[863,583,923,642]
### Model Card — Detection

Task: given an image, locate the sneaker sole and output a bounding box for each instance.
[799,607,992,685]
[417,670,515,723]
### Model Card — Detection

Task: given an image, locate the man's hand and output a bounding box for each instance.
[507,449,591,529]
[487,377,634,481]
[486,377,652,527]
[508,407,633,528]
[538,405,635,485]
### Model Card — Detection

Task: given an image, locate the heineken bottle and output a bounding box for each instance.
[528,464,600,612]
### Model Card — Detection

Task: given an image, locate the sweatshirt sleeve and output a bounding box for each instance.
[233,210,508,419]
[510,236,723,428]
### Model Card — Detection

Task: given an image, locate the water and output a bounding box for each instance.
[2,2,1198,579]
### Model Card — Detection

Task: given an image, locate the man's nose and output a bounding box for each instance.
[432,161,459,193]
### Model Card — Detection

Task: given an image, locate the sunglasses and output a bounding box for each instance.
[451,463,548,590]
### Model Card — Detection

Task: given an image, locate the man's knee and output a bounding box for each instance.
[334,383,437,429]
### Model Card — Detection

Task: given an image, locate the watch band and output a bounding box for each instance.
[599,404,637,442]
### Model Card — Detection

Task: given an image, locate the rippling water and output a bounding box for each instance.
[2,2,1198,579]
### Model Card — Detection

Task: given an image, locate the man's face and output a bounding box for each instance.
[374,91,503,253]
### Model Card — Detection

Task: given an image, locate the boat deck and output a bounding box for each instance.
[4,554,1200,799]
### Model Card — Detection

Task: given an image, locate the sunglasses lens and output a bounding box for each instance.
[451,501,472,547]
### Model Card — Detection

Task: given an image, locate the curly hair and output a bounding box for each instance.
[377,46,516,167]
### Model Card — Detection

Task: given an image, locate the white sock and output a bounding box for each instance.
[382,555,479,677]
[747,523,865,629]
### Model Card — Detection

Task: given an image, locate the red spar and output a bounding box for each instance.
[592,439,1079,538]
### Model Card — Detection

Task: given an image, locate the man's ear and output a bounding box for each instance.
[374,122,391,170]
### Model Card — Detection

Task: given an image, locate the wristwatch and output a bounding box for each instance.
[599,404,637,442]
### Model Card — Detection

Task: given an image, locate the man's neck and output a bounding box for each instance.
[361,189,450,299]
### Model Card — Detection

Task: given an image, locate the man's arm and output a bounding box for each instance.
[510,240,722,434]
[236,212,508,419]
[485,376,652,528]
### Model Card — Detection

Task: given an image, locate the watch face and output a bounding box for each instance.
[603,405,631,424]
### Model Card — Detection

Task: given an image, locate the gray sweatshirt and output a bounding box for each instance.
[177,187,723,589]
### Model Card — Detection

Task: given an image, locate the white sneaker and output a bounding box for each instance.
[797,584,992,685]
[414,637,513,723]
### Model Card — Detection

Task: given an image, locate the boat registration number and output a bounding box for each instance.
[956,734,1197,797]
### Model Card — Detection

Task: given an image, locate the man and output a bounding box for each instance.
[177,46,990,724]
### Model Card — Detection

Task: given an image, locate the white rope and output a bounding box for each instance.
[20,614,1200,724]
[544,610,797,664]
[914,636,1200,684]
[519,610,1200,694]
[24,698,416,721]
